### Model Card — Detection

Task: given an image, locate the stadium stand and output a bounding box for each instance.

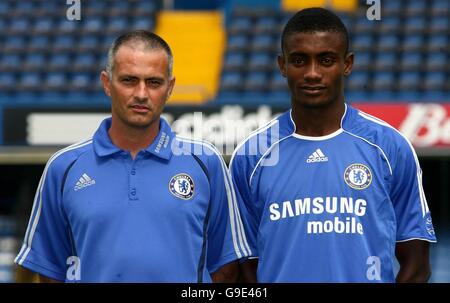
[0,0,160,106]
[0,0,448,107]
[216,0,449,105]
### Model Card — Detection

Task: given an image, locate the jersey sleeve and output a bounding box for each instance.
[390,137,436,242]
[229,154,259,257]
[14,156,73,281]
[205,150,253,273]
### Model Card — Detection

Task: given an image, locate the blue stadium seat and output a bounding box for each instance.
[352,53,371,71]
[223,53,245,71]
[400,53,422,70]
[8,18,30,34]
[73,54,97,71]
[107,17,129,33]
[44,73,67,90]
[220,72,243,91]
[0,73,15,91]
[248,53,272,71]
[58,19,79,34]
[244,72,267,91]
[347,71,369,91]
[49,54,71,71]
[0,54,21,71]
[405,0,427,16]
[111,1,131,10]
[36,0,58,15]
[0,1,10,15]
[404,17,426,33]
[431,0,449,16]
[83,18,104,33]
[269,72,287,91]
[28,36,50,52]
[134,1,156,14]
[373,72,395,91]
[3,36,26,53]
[251,34,274,52]
[0,19,5,33]
[375,53,397,71]
[426,52,447,71]
[254,16,278,34]
[377,35,399,52]
[14,1,34,11]
[33,19,53,34]
[354,18,376,34]
[227,34,249,52]
[398,72,421,91]
[379,17,400,32]
[382,1,402,15]
[77,36,99,52]
[24,54,46,71]
[229,17,252,34]
[19,73,41,90]
[70,73,93,90]
[402,35,423,52]
[423,72,446,91]
[352,35,373,52]
[131,18,154,30]
[430,17,449,33]
[428,35,448,52]
[52,36,75,52]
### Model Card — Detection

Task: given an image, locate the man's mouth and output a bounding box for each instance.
[300,86,326,96]
[130,104,150,113]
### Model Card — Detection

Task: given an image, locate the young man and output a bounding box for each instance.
[230,8,436,282]
[15,30,251,282]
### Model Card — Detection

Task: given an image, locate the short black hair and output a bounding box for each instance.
[106,30,173,77]
[281,7,349,55]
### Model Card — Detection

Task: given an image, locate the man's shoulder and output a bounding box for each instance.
[346,107,414,159]
[230,111,291,167]
[45,138,94,174]
[173,136,225,167]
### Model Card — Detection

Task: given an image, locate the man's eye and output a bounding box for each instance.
[148,80,162,86]
[293,58,305,65]
[321,58,334,65]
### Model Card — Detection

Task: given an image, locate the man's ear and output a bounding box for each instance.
[100,71,111,97]
[344,52,354,77]
[166,77,176,101]
[277,54,287,78]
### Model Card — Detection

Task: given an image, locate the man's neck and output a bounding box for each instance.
[108,118,160,159]
[291,99,345,137]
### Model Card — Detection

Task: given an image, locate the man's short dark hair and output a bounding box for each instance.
[281,7,349,55]
[106,30,173,78]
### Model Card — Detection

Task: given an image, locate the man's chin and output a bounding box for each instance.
[295,96,332,109]
[126,116,156,129]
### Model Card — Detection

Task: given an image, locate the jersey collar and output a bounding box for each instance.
[93,116,174,160]
[286,103,353,136]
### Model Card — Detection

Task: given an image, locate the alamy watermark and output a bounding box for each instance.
[66,0,81,21]
[366,0,381,21]
[164,106,283,167]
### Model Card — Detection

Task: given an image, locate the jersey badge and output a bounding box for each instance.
[344,163,372,190]
[169,173,195,200]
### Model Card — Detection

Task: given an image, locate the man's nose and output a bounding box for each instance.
[134,81,148,100]
[304,62,322,82]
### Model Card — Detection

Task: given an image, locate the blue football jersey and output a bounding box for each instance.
[15,117,252,282]
[230,104,436,282]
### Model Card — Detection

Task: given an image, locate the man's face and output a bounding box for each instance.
[101,45,175,129]
[278,31,353,108]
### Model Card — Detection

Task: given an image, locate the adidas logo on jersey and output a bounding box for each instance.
[74,173,96,191]
[306,149,328,163]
